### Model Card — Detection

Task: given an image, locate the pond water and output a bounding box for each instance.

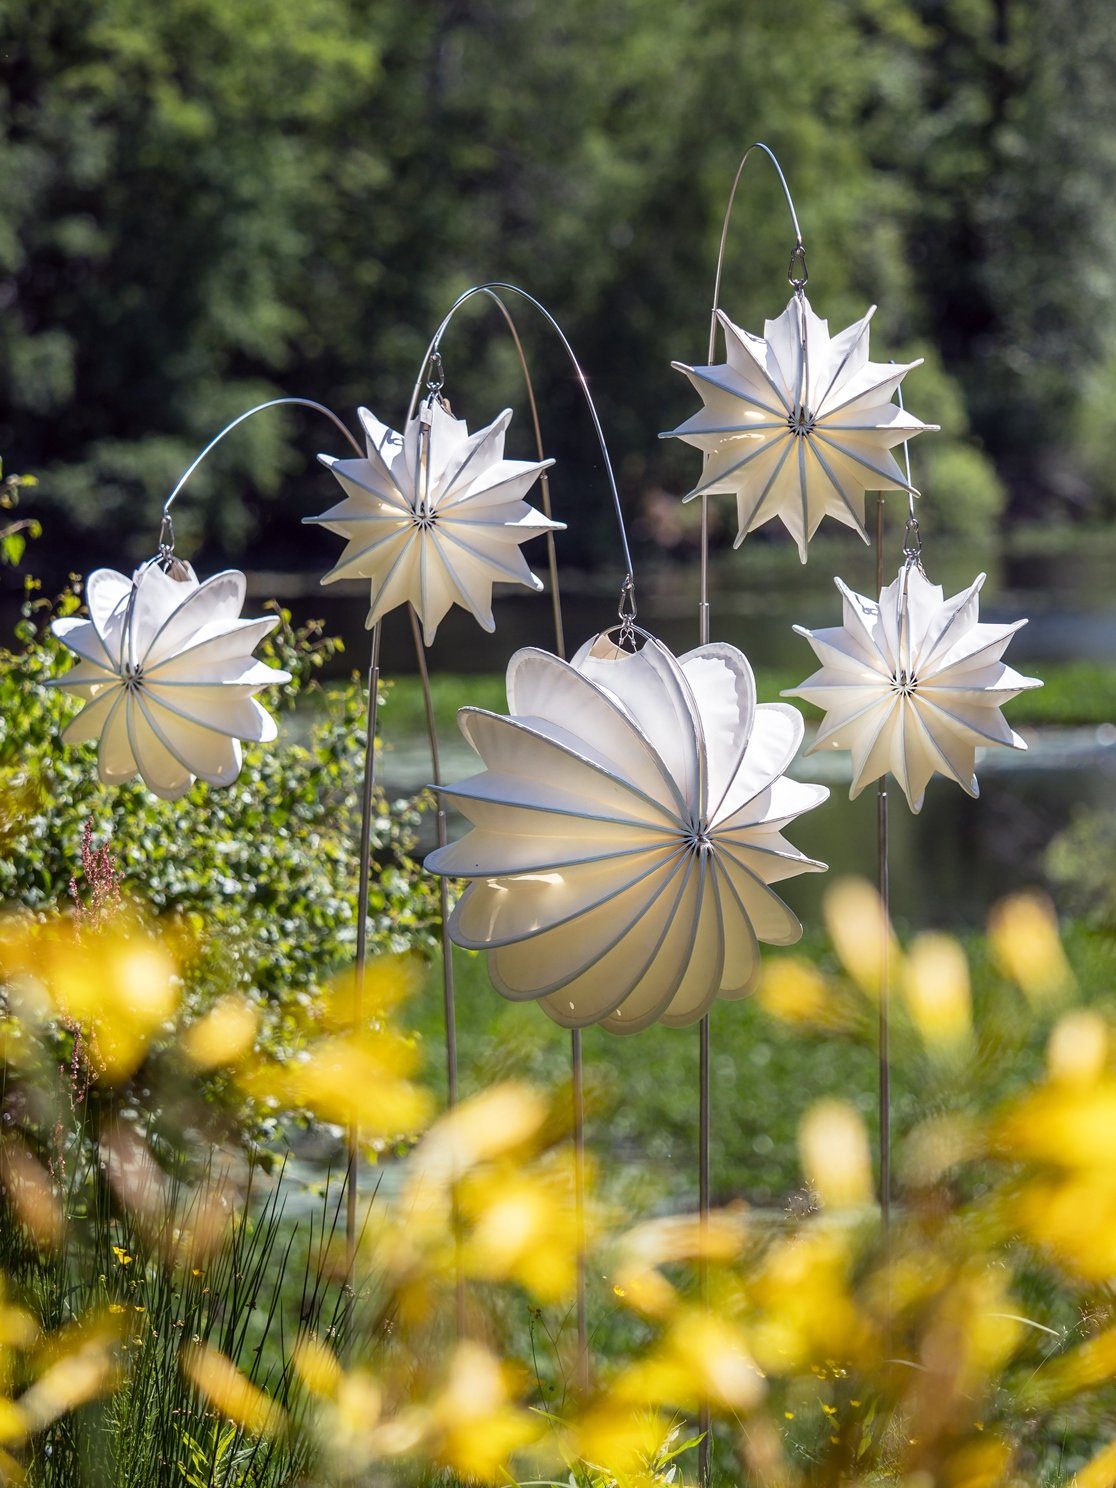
[252,530,1116,932]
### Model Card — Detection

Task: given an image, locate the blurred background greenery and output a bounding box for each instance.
[4,0,1116,571]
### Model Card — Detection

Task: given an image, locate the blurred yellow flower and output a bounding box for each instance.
[182,1342,284,1438]
[570,1404,674,1482]
[613,1308,765,1414]
[823,877,900,998]
[987,891,1074,1005]
[459,1158,580,1303]
[182,995,259,1071]
[758,955,831,1025]
[0,913,179,1082]
[242,1030,430,1139]
[290,1333,342,1398]
[1047,1009,1108,1086]
[427,1343,538,1482]
[798,1100,873,1209]
[903,932,973,1056]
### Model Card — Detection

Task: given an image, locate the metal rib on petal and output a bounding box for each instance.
[426,635,828,1033]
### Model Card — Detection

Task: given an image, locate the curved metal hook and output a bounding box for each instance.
[161,397,363,529]
[709,141,807,361]
[406,283,635,595]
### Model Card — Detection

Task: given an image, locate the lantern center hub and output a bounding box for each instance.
[788,405,815,437]
[891,669,918,696]
[682,824,714,854]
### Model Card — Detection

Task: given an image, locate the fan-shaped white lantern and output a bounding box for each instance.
[425,634,828,1033]
[306,401,562,644]
[48,562,291,801]
[661,296,936,561]
[785,566,1042,813]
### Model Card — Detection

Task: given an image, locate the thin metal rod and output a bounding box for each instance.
[697,493,713,1485]
[696,147,805,1486]
[710,142,807,360]
[571,1026,589,1395]
[162,398,362,518]
[406,604,465,1341]
[348,622,382,1274]
[407,282,634,595]
[875,495,891,1232]
[412,284,594,1384]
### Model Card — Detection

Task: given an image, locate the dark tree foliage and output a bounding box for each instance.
[1,0,1112,570]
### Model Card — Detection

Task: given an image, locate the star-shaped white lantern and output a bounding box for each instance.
[48,562,291,801]
[661,295,936,561]
[785,566,1042,813]
[425,634,828,1033]
[306,401,562,644]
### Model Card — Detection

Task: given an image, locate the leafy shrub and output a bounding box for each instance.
[0,573,439,1059]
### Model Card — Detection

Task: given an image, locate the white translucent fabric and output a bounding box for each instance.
[306,402,561,643]
[662,295,936,561]
[786,566,1042,813]
[426,634,828,1034]
[49,562,291,800]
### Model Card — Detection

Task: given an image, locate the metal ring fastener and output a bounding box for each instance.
[788,242,809,290]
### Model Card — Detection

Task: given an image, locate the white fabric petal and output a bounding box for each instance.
[788,566,1040,811]
[428,633,827,1032]
[663,293,935,558]
[51,562,285,797]
[307,402,559,641]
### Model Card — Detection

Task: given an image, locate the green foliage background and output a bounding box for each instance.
[4,0,1116,567]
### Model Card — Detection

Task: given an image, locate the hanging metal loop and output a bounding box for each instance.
[903,514,923,569]
[425,350,445,396]
[708,140,807,361]
[617,573,638,650]
[408,281,636,629]
[788,242,809,291]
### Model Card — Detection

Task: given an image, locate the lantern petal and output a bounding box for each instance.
[506,648,685,811]
[790,568,1039,811]
[666,295,934,556]
[61,685,123,745]
[678,644,757,819]
[714,857,764,998]
[139,569,245,669]
[658,856,726,1026]
[429,633,826,1031]
[85,569,134,663]
[125,697,194,800]
[309,403,557,636]
[141,695,243,785]
[532,864,699,1032]
[458,709,679,828]
[97,692,137,784]
[715,704,805,827]
[476,848,684,970]
[716,844,803,945]
[52,563,284,796]
[51,617,114,670]
[570,634,703,815]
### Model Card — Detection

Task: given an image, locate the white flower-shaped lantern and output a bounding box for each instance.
[785,566,1042,812]
[49,563,290,800]
[307,401,562,644]
[426,634,829,1033]
[662,295,936,560]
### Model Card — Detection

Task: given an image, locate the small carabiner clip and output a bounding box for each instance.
[788,242,809,292]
